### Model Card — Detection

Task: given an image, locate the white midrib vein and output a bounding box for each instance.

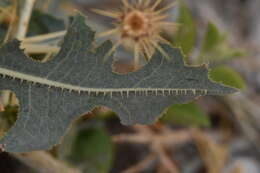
[0,67,208,96]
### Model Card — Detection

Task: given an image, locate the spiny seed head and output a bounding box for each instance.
[122,10,150,38]
[92,0,179,69]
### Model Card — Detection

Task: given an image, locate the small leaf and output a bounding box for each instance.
[173,2,197,56]
[199,23,245,63]
[201,23,224,52]
[209,66,246,89]
[0,14,237,152]
[59,122,113,173]
[161,103,210,127]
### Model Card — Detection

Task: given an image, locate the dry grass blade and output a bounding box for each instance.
[122,153,157,173]
[22,31,66,43]
[20,44,60,54]
[12,151,81,173]
[192,129,229,173]
[0,100,4,112]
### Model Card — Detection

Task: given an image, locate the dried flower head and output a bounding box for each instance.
[92,0,179,69]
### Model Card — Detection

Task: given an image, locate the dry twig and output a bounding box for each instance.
[16,0,35,40]
[122,153,157,173]
[13,151,81,173]
[114,125,190,172]
[22,30,66,44]
[191,129,228,173]
[2,1,17,44]
[0,99,4,112]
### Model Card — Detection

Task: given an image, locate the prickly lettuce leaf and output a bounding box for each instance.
[0,14,237,152]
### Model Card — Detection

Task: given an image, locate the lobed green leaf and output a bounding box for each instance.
[0,14,237,152]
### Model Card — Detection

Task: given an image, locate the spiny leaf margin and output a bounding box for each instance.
[0,14,237,152]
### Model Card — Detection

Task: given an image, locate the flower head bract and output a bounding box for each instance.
[92,0,179,69]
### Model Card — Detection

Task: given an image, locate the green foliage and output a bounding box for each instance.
[59,122,113,173]
[201,23,224,52]
[172,5,245,91]
[0,105,18,137]
[0,0,11,7]
[28,10,65,36]
[173,2,197,56]
[199,22,245,64]
[0,27,6,44]
[162,103,210,127]
[210,66,246,89]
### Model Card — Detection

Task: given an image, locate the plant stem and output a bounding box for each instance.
[16,0,35,40]
[13,151,81,173]
[3,1,17,44]
[22,31,66,43]
[21,43,60,54]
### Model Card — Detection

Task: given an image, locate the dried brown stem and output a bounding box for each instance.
[153,142,179,173]
[12,151,81,173]
[122,153,157,173]
[113,125,190,172]
[16,0,35,40]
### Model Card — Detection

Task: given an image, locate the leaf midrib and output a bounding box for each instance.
[0,67,208,96]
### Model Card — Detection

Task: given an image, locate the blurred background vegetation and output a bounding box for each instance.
[0,0,259,173]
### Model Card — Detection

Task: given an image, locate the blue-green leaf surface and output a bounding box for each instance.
[0,15,237,152]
